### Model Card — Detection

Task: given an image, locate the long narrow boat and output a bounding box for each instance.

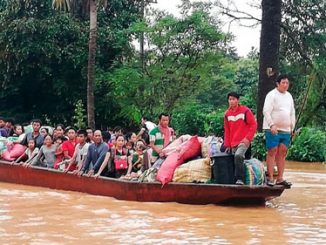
[0,160,286,205]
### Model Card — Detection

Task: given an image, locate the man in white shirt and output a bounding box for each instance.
[137,116,157,144]
[263,74,295,187]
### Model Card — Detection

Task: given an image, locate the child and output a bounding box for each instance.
[126,139,147,178]
[29,135,56,168]
[16,139,39,165]
[53,136,66,170]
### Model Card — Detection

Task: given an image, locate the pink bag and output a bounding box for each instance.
[114,158,128,170]
[2,144,26,161]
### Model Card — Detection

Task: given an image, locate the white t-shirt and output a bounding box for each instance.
[263,88,296,132]
[75,143,90,167]
[25,147,39,159]
[144,121,156,132]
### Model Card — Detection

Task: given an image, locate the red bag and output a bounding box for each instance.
[114,158,128,170]
[156,152,183,185]
[178,135,201,162]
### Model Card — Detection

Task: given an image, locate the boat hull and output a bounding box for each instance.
[0,160,285,205]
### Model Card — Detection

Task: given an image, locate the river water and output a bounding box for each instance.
[0,161,325,244]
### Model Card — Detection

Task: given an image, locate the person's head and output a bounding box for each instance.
[127,132,137,143]
[158,113,170,128]
[115,134,125,148]
[28,139,36,149]
[52,129,58,138]
[5,118,14,128]
[44,135,53,146]
[110,134,116,145]
[55,124,65,137]
[77,129,87,144]
[125,141,132,150]
[54,136,65,146]
[141,116,149,126]
[227,92,240,109]
[113,126,123,135]
[86,127,94,142]
[135,139,146,152]
[14,124,24,136]
[102,131,111,143]
[275,74,289,93]
[31,119,42,133]
[66,128,76,141]
[40,127,49,138]
[0,117,6,128]
[93,130,102,144]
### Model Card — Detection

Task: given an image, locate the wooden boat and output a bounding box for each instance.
[0,160,286,205]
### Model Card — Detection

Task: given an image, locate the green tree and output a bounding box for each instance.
[52,0,108,128]
[108,6,231,124]
[0,0,88,123]
[281,0,326,129]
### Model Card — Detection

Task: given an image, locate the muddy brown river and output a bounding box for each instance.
[0,161,325,244]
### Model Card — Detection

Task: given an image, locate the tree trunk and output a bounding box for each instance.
[87,0,97,129]
[257,0,282,131]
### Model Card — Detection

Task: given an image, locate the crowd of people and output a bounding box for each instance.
[0,75,295,187]
[0,114,175,180]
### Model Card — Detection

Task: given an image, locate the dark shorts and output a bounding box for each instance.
[265,130,291,150]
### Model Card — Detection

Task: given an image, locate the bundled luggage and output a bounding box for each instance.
[156,136,201,185]
[244,158,265,185]
[173,158,211,183]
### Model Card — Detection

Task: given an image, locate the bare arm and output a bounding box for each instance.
[65,148,78,173]
[94,152,111,178]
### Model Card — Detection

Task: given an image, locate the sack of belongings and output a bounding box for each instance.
[244,158,265,185]
[138,167,158,183]
[157,136,202,185]
[172,158,211,183]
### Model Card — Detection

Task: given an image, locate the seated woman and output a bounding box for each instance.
[126,139,147,178]
[125,132,137,154]
[94,134,128,178]
[28,135,56,168]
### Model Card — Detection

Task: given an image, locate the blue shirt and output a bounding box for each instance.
[0,128,8,137]
[82,142,108,173]
[22,132,44,149]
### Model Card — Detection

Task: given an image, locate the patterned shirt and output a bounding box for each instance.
[149,126,173,163]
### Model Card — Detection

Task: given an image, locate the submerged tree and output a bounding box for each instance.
[108,4,232,124]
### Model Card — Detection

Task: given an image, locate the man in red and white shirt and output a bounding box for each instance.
[224,92,257,185]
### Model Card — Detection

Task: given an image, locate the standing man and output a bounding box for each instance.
[137,116,157,144]
[21,119,44,148]
[149,113,174,164]
[263,74,295,187]
[224,92,257,185]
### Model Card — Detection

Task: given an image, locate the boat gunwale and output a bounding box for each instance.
[0,160,284,190]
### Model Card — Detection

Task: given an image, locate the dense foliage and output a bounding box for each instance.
[287,127,326,162]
